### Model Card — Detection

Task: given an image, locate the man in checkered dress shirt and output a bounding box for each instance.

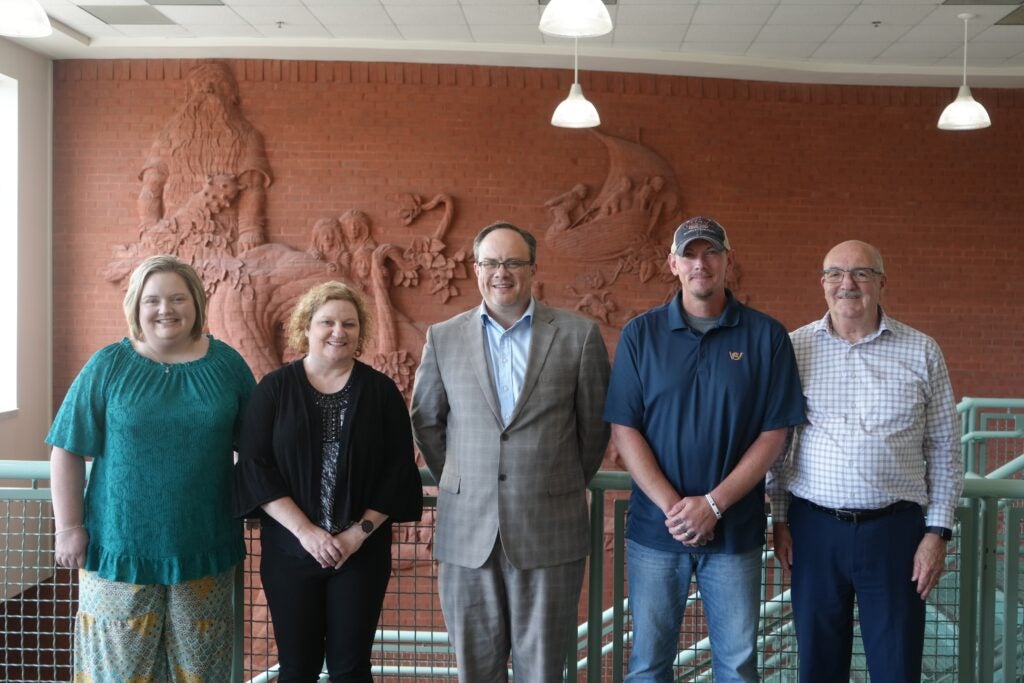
[767,239,962,683]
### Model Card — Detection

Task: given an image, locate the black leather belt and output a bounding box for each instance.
[797,497,919,523]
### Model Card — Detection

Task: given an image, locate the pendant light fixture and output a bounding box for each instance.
[551,38,601,128]
[0,0,53,38]
[539,0,613,39]
[937,13,990,131]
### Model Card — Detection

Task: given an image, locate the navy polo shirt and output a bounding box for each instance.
[604,291,806,554]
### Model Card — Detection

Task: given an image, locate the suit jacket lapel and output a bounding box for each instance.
[508,303,555,426]
[463,312,503,425]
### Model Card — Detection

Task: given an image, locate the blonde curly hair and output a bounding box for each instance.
[286,281,373,356]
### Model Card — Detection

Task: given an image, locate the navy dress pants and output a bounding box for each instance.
[788,498,927,683]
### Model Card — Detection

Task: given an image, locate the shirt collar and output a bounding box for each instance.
[815,306,892,344]
[668,289,741,331]
[479,298,535,330]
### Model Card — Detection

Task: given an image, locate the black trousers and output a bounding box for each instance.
[260,524,392,683]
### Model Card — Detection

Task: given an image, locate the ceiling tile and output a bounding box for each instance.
[684,23,762,42]
[187,22,261,36]
[232,5,318,25]
[81,5,173,24]
[386,4,467,25]
[843,4,935,26]
[973,25,1024,41]
[462,4,538,24]
[615,4,696,24]
[156,5,246,23]
[613,23,686,42]
[251,22,331,36]
[767,4,855,25]
[829,24,910,42]
[691,4,775,25]
[307,4,394,24]
[117,23,189,35]
[756,25,836,42]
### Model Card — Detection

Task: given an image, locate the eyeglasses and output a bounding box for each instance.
[822,267,883,283]
[476,259,533,273]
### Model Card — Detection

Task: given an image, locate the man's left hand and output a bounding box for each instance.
[912,533,948,599]
[665,496,718,547]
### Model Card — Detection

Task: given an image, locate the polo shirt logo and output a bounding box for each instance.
[729,351,744,361]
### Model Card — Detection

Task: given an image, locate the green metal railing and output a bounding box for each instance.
[0,396,1021,682]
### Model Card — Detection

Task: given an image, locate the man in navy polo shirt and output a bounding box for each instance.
[605,216,806,682]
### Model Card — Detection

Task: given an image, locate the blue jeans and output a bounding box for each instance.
[625,540,761,683]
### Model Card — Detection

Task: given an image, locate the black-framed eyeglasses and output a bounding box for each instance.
[822,267,883,283]
[476,259,533,273]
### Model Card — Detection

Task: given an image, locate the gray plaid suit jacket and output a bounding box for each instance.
[410,301,611,570]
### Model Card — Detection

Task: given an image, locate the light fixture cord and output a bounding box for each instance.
[573,37,580,85]
[961,17,968,87]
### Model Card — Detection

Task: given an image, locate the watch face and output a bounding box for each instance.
[360,520,374,534]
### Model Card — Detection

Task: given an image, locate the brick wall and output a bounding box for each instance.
[52,59,1024,405]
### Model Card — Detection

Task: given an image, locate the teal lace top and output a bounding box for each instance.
[46,336,255,585]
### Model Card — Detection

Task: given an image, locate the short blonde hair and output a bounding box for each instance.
[286,282,373,356]
[123,255,207,341]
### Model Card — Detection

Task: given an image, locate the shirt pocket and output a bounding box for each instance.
[857,379,923,434]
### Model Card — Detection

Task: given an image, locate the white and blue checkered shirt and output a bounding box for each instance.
[767,310,962,528]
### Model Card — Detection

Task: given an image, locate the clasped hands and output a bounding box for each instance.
[298,524,365,569]
[665,495,717,548]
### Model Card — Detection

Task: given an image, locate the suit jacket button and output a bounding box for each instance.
[498,474,507,481]
[500,433,509,441]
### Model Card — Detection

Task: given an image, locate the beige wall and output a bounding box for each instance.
[0,39,52,461]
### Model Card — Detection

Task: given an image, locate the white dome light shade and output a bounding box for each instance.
[0,0,52,38]
[938,85,991,131]
[551,83,601,128]
[938,13,990,132]
[540,0,613,38]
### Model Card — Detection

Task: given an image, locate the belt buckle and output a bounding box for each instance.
[835,508,859,523]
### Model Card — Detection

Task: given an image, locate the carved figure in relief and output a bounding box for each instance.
[601,176,633,216]
[137,62,272,254]
[543,183,589,232]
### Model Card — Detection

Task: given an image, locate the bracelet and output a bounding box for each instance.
[55,525,84,536]
[704,493,723,520]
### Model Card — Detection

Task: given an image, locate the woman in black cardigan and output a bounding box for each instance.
[233,281,423,683]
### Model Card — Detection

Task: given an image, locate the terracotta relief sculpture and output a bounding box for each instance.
[545,130,684,326]
[137,61,272,254]
[105,61,466,395]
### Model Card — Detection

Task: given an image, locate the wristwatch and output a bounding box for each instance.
[358,519,375,535]
[925,526,952,541]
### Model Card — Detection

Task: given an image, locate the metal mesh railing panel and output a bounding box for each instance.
[0,498,77,683]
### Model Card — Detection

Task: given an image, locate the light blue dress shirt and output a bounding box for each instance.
[480,299,535,425]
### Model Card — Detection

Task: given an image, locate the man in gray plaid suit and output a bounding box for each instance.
[411,221,610,682]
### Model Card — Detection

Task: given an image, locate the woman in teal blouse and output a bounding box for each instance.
[47,255,255,682]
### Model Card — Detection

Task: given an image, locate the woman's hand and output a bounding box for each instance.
[331,526,369,568]
[297,524,347,569]
[55,527,89,569]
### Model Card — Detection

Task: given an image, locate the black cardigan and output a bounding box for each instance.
[232,359,423,529]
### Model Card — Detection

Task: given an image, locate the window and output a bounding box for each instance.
[0,73,17,414]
